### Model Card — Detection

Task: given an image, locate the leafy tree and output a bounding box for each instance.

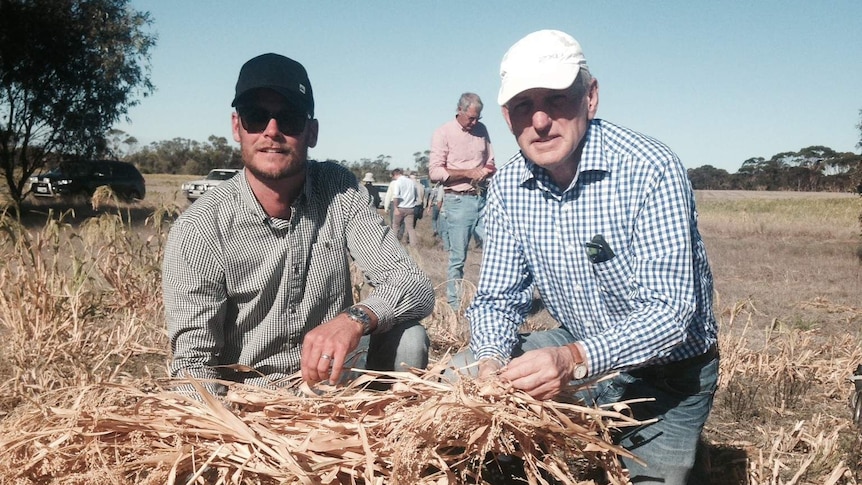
[124,136,241,175]
[0,0,155,205]
[857,109,862,151]
[342,154,392,183]
[413,150,430,176]
[687,165,731,190]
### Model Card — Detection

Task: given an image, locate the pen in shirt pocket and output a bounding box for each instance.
[584,234,615,263]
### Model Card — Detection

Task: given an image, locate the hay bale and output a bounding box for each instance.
[0,362,644,484]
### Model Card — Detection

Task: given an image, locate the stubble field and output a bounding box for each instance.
[0,174,860,484]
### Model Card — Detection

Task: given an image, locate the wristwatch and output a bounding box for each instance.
[566,343,588,380]
[343,305,374,335]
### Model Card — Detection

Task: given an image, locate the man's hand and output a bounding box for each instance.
[300,314,364,385]
[468,166,496,185]
[477,357,504,379]
[497,346,575,400]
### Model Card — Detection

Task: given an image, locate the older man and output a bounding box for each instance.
[460,30,719,484]
[429,92,496,310]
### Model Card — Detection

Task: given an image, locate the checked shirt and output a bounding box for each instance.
[466,119,717,377]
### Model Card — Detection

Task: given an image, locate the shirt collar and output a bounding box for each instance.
[518,119,610,193]
[237,161,317,224]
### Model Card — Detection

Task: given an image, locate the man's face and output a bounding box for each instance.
[502,80,598,178]
[231,89,319,182]
[455,105,482,132]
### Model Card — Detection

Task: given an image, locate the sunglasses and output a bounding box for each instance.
[236,106,310,135]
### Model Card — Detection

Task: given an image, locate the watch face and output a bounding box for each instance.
[346,306,372,334]
[573,364,588,380]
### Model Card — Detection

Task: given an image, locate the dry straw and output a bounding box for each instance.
[0,361,646,485]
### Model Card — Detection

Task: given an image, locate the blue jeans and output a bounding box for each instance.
[353,320,429,372]
[450,328,718,485]
[440,194,484,309]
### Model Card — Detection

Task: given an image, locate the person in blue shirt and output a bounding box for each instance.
[459,30,719,484]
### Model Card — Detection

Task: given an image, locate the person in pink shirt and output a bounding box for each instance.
[429,92,496,310]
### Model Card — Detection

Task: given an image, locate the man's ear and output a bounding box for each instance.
[305,119,319,148]
[231,112,242,142]
[501,106,515,134]
[586,79,600,120]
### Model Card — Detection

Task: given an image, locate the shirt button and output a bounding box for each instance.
[290,306,297,314]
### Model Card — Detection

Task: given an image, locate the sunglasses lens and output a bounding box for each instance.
[239,107,307,135]
[273,112,307,135]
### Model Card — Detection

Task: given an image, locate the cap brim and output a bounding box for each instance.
[497,66,581,106]
[232,86,311,116]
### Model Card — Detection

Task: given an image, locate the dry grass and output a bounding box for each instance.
[0,363,646,484]
[0,182,859,484]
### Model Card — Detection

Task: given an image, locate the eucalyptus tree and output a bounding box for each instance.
[0,0,156,205]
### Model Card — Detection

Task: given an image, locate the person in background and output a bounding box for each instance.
[383,176,398,226]
[428,182,446,243]
[409,172,426,229]
[163,53,434,396]
[362,172,380,209]
[390,168,418,247]
[459,30,719,484]
[429,92,496,310]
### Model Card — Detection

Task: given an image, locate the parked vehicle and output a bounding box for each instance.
[29,160,146,201]
[181,168,241,201]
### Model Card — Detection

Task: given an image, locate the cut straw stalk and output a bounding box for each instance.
[0,363,646,484]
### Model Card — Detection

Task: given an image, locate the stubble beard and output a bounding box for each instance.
[244,145,308,181]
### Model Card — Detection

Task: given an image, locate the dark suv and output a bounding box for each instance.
[30,160,146,201]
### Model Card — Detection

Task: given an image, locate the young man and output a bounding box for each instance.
[461,30,719,484]
[163,53,434,395]
[390,168,418,247]
[429,92,496,310]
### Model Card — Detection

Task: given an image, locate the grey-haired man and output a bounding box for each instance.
[459,31,719,484]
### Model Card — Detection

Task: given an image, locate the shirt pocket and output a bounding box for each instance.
[590,250,636,317]
[306,237,349,305]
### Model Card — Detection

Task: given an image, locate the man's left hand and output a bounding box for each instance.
[497,347,574,400]
[300,314,364,385]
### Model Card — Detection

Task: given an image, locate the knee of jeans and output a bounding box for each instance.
[442,349,478,382]
[393,321,430,370]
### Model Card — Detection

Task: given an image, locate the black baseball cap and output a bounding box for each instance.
[231,53,314,117]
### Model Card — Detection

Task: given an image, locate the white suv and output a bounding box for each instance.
[182,169,241,201]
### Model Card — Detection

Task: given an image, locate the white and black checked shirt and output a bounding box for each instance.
[163,161,434,387]
[466,119,717,377]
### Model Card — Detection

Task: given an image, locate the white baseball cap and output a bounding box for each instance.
[497,30,589,106]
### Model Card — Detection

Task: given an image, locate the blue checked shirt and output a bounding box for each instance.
[466,119,717,377]
[163,161,435,388]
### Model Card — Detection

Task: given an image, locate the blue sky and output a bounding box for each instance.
[116,1,862,173]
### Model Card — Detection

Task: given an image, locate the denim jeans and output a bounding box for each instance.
[353,320,429,372]
[440,193,483,309]
[450,328,718,485]
[431,204,441,235]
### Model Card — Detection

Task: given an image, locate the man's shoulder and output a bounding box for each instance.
[433,118,459,135]
[471,122,491,139]
[308,160,359,191]
[310,159,354,179]
[596,120,678,164]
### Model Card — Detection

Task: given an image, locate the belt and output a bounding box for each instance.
[444,188,478,196]
[629,344,718,379]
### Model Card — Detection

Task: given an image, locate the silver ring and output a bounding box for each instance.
[320,354,332,361]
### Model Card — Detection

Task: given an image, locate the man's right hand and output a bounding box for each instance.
[477,357,504,378]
